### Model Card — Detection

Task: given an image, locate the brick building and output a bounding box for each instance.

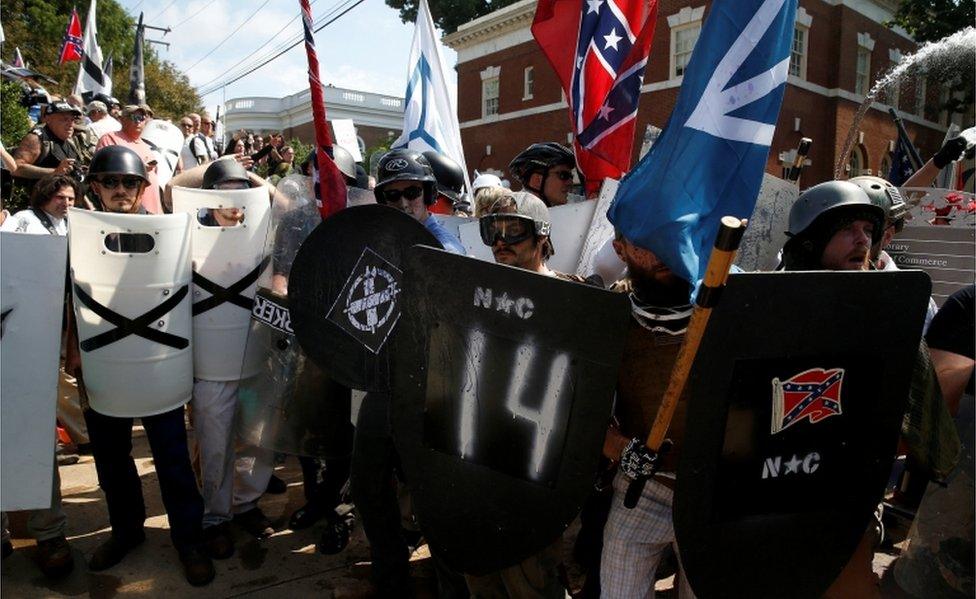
[444,0,970,188]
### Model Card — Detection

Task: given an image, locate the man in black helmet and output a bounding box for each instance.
[508,142,576,207]
[12,101,85,196]
[781,180,959,598]
[373,148,465,254]
[422,151,469,215]
[65,145,215,586]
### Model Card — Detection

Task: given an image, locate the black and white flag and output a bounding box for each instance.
[128,12,146,105]
[73,0,111,101]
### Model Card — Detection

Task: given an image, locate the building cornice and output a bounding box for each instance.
[442,0,536,49]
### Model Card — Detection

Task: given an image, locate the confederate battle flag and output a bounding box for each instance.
[771,368,845,435]
[532,0,658,193]
[59,8,84,65]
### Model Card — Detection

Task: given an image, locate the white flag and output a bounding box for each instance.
[392,0,470,192]
[74,0,111,99]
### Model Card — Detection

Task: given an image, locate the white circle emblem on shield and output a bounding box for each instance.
[342,265,400,334]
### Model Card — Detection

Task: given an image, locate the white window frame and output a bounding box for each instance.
[523,66,534,101]
[855,32,875,97]
[887,48,902,109]
[789,7,812,80]
[914,74,927,117]
[480,65,501,119]
[667,6,704,80]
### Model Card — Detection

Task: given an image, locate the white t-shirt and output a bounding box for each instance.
[0,208,67,235]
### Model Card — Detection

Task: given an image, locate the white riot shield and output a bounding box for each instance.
[575,179,626,284]
[68,208,193,417]
[142,120,185,189]
[0,233,67,510]
[172,186,272,380]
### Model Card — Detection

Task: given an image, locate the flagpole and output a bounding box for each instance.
[299,0,344,218]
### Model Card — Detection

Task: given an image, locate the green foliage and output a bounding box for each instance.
[0,81,32,148]
[888,0,975,117]
[0,0,202,120]
[889,0,975,44]
[384,0,520,34]
[289,138,313,170]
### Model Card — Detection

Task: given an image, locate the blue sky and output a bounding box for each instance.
[115,0,458,115]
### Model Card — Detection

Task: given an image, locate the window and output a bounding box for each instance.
[938,86,952,125]
[855,47,871,96]
[523,67,534,101]
[480,65,501,118]
[847,145,865,176]
[887,60,900,109]
[880,153,892,179]
[789,26,808,79]
[671,24,700,78]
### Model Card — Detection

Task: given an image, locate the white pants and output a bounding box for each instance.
[192,379,273,528]
[600,471,696,599]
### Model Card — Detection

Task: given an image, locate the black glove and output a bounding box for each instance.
[619,437,658,480]
[933,136,968,169]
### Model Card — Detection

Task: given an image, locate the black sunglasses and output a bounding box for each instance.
[479,214,535,246]
[96,176,142,190]
[380,186,424,203]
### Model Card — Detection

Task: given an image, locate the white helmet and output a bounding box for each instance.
[471,171,503,194]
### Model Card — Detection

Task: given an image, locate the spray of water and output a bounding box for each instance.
[834,26,976,179]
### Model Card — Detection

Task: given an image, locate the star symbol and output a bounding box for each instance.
[784,454,803,474]
[598,104,615,120]
[586,0,603,14]
[576,54,584,69]
[603,28,622,51]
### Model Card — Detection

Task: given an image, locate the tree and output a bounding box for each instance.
[888,0,974,117]
[385,0,521,35]
[0,0,202,120]
[888,0,975,45]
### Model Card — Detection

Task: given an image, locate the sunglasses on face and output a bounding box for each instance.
[479,214,535,246]
[96,176,142,190]
[129,113,147,123]
[379,186,424,203]
[551,170,573,181]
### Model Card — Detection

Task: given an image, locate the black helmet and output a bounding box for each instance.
[354,164,369,190]
[848,176,908,232]
[89,146,148,181]
[203,159,251,190]
[422,151,465,204]
[508,142,575,184]
[373,149,437,205]
[94,93,120,108]
[787,180,885,244]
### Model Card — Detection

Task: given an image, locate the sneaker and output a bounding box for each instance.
[317,517,350,555]
[234,508,274,539]
[265,475,287,495]
[88,532,145,571]
[202,524,234,560]
[35,535,74,579]
[179,546,215,586]
[288,503,325,530]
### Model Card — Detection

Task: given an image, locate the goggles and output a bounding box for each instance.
[379,185,425,203]
[96,176,143,190]
[479,214,536,246]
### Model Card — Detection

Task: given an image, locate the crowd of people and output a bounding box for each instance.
[0,90,972,599]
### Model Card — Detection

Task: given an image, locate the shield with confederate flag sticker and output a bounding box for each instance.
[675,270,931,599]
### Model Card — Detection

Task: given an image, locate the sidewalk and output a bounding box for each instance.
[1,424,921,598]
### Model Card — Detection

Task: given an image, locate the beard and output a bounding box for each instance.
[628,266,691,306]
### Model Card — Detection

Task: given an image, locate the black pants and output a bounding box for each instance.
[84,405,204,551]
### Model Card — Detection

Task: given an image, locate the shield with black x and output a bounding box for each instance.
[73,283,190,352]
[191,256,270,316]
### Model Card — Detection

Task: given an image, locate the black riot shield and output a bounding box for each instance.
[288,205,439,392]
[392,245,631,575]
[675,270,932,599]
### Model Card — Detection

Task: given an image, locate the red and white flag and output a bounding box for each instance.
[532,0,658,193]
[12,47,24,68]
[59,8,84,65]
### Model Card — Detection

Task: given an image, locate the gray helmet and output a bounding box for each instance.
[787,180,885,244]
[330,145,357,182]
[89,146,148,182]
[848,176,908,232]
[203,159,251,189]
[374,149,437,205]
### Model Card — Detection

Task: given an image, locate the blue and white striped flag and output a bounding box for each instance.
[392,0,470,192]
